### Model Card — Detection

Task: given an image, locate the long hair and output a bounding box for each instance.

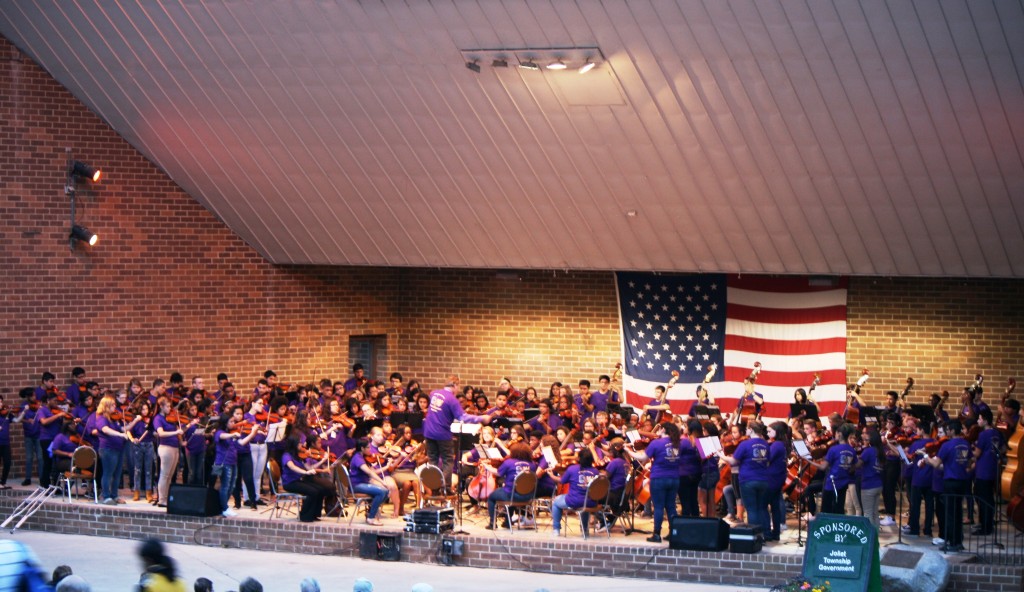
[96,395,117,418]
[662,421,681,447]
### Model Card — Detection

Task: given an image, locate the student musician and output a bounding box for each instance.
[972,409,1002,536]
[212,407,259,517]
[348,438,390,526]
[814,423,858,515]
[722,421,772,539]
[551,448,601,538]
[626,422,682,543]
[278,436,331,523]
[924,420,972,552]
[484,442,535,529]
[734,377,764,422]
[905,421,935,538]
[95,394,132,504]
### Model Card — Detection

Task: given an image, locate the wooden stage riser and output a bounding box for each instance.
[0,495,1019,592]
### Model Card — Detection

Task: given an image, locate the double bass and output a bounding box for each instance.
[999,379,1020,501]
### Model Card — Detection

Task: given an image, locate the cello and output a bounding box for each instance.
[652,370,681,425]
[999,379,1020,501]
[843,369,870,425]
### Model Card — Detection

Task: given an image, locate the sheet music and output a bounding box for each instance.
[793,440,813,460]
[484,446,503,460]
[625,429,642,444]
[451,421,482,435]
[541,445,558,467]
[265,420,287,444]
[897,444,912,466]
[696,436,723,460]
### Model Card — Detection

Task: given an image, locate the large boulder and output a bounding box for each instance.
[879,546,951,592]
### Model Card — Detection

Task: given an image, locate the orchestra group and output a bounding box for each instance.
[2,364,1020,551]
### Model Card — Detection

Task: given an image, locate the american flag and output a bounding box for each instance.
[615,272,849,419]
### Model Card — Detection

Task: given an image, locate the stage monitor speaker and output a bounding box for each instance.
[167,484,221,517]
[668,517,729,551]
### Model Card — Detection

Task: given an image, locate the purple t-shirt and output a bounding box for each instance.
[20,404,40,439]
[349,453,372,488]
[281,452,303,487]
[96,416,124,452]
[605,457,627,491]
[560,464,600,508]
[214,430,238,466]
[645,437,681,480]
[498,459,534,495]
[153,415,180,448]
[859,447,884,490]
[677,437,701,478]
[767,440,788,490]
[825,443,857,489]
[907,438,933,488]
[423,388,484,441]
[184,423,206,455]
[51,433,78,457]
[37,406,62,440]
[733,438,771,483]
[938,437,972,481]
[975,428,1003,481]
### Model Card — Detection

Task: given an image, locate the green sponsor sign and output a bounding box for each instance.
[801,514,882,592]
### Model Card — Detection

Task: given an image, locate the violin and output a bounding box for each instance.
[230,420,256,434]
[26,401,41,411]
[331,413,355,428]
[364,453,380,465]
[924,436,949,457]
[70,434,83,446]
[299,447,336,463]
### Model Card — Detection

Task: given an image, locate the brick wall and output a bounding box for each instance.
[3,30,1024,478]
[1,492,1019,592]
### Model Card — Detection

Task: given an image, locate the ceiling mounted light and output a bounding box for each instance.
[70,224,97,246]
[578,60,596,74]
[68,160,102,183]
[518,60,539,71]
[546,59,567,70]
[492,58,508,68]
[466,60,481,73]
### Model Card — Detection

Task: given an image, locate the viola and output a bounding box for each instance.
[70,434,83,446]
[331,413,355,428]
[924,437,949,457]
[299,447,336,463]
[364,453,380,465]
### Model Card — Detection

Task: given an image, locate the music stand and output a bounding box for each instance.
[792,440,814,547]
[615,405,635,423]
[491,416,524,433]
[860,407,883,426]
[623,457,650,536]
[523,408,541,423]
[789,404,819,421]
[450,421,481,535]
[907,405,936,430]
[696,435,723,525]
[693,405,720,421]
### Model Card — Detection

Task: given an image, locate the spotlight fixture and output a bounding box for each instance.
[578,60,596,74]
[70,225,98,246]
[546,59,567,70]
[465,60,481,73]
[491,58,508,68]
[518,60,539,71]
[68,160,102,183]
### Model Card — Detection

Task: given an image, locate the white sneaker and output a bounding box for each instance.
[900,525,912,533]
[932,537,944,546]
[879,516,896,526]
[801,512,814,522]
[222,509,238,517]
[511,514,520,524]
[781,524,788,531]
[551,531,561,538]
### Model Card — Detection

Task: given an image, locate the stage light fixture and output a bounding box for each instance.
[518,60,539,71]
[579,60,596,74]
[466,60,481,73]
[492,58,508,68]
[69,160,102,183]
[70,225,98,246]
[546,59,567,70]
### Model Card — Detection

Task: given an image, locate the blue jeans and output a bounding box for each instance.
[98,446,124,501]
[133,442,156,492]
[186,447,206,486]
[487,488,532,525]
[551,494,592,533]
[739,479,772,537]
[23,437,40,481]
[215,464,237,512]
[353,483,389,519]
[649,477,678,536]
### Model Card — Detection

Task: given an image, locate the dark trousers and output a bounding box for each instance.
[677,474,700,517]
[425,438,455,493]
[934,487,945,539]
[284,477,328,522]
[974,478,995,534]
[233,453,256,506]
[942,479,970,546]
[821,482,848,515]
[0,444,11,484]
[908,484,934,536]
[39,439,54,487]
[882,458,901,516]
[802,477,824,515]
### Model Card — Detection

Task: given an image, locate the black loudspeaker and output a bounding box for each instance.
[167,484,221,517]
[668,517,730,551]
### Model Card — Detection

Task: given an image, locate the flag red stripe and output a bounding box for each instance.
[728,276,849,292]
[625,393,847,419]
[724,336,847,356]
[727,303,847,324]
[723,367,846,386]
